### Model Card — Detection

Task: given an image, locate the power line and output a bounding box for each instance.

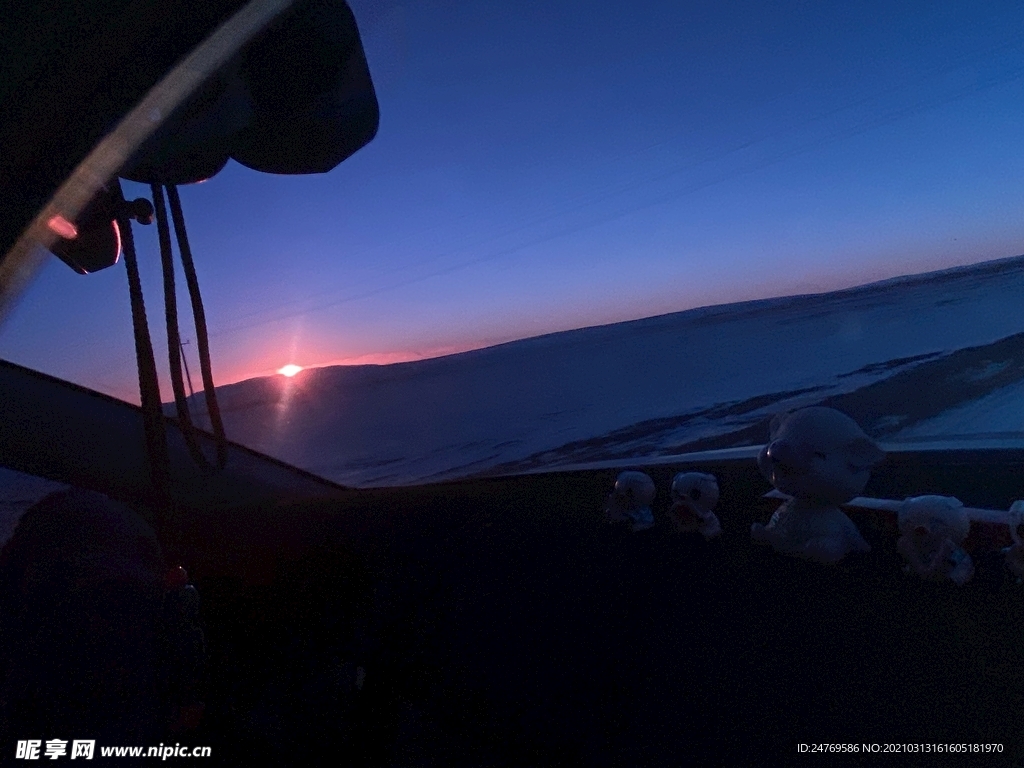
[210,39,1024,337]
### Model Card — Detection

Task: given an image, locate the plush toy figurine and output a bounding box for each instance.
[604,471,656,531]
[668,472,721,539]
[751,406,883,564]
[1003,501,1024,582]
[897,495,974,586]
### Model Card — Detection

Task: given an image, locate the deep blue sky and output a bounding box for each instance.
[4,0,1024,402]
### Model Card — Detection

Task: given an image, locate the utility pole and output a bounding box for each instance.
[180,339,197,421]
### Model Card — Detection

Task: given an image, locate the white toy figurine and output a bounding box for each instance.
[1003,501,1024,582]
[897,495,974,586]
[751,406,883,564]
[668,472,721,539]
[604,471,656,531]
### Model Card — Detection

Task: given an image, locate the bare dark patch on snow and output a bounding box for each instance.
[837,351,944,378]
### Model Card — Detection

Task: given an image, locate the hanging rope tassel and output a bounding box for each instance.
[167,184,228,469]
[112,179,172,519]
[152,184,210,469]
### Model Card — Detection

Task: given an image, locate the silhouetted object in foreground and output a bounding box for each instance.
[752,406,883,563]
[0,489,205,753]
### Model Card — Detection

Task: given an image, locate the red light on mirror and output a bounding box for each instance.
[46,214,78,239]
[47,187,152,274]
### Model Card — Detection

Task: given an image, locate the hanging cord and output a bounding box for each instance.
[112,179,172,519]
[151,184,211,470]
[166,184,228,469]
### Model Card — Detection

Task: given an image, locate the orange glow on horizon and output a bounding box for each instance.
[326,348,467,367]
[223,341,515,388]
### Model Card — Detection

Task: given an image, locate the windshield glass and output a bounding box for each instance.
[4,0,1024,487]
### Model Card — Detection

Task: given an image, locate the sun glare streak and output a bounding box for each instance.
[278,364,303,377]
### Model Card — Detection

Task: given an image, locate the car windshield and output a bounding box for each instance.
[4,0,1024,489]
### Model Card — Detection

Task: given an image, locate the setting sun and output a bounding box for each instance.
[277,364,303,377]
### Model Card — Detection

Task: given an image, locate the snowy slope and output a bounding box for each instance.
[187,254,1024,486]
[890,378,1024,443]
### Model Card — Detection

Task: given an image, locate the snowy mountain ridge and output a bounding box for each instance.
[184,253,1024,486]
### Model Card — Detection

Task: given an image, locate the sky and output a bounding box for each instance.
[4,0,1024,403]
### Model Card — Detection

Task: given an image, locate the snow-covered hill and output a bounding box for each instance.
[186,254,1024,486]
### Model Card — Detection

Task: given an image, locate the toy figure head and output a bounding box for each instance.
[670,472,719,516]
[757,407,884,505]
[898,495,970,547]
[610,471,656,511]
[605,471,657,530]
